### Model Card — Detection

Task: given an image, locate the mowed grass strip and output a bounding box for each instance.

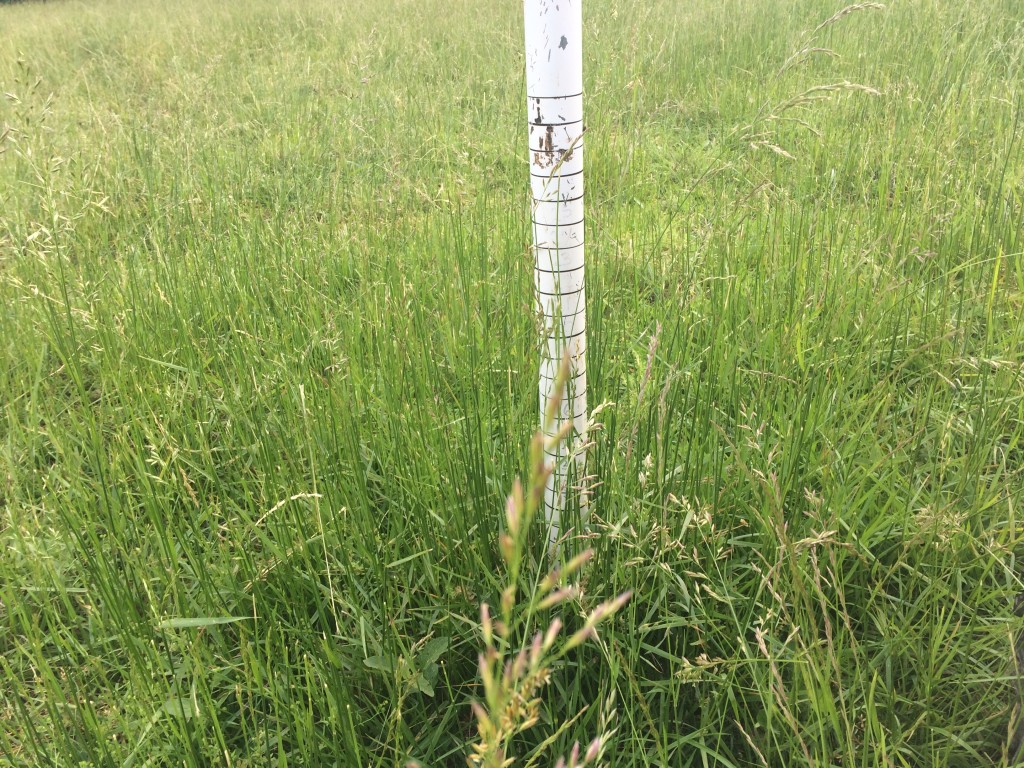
[1,0,1023,765]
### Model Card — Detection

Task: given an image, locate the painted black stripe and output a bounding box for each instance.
[531,119,586,128]
[540,424,587,441]
[532,193,585,204]
[537,327,587,341]
[538,295,586,308]
[539,304,587,316]
[536,263,585,274]
[535,263,585,275]
[531,217,585,228]
[539,351,585,365]
[540,414,588,432]
[527,91,585,100]
[539,376,588,388]
[539,383,587,394]
[537,286,585,298]
[540,406,587,417]
[534,244,585,252]
[530,169,584,181]
[529,143,586,155]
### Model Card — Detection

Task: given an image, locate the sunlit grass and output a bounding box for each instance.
[1,0,1023,765]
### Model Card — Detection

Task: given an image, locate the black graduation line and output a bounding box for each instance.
[540,356,587,366]
[538,326,586,338]
[541,431,586,448]
[542,415,587,431]
[541,414,588,434]
[539,378,587,394]
[540,335,587,348]
[531,185,584,200]
[529,118,584,128]
[532,217,589,228]
[532,192,585,204]
[542,431,587,447]
[530,169,584,181]
[528,116,584,128]
[545,443,587,452]
[549,301,586,314]
[536,284,585,298]
[534,232,585,244]
[533,197,584,207]
[538,375,588,390]
[535,262,585,276]
[542,428,588,451]
[535,263,585,275]
[532,193,585,206]
[536,296,585,315]
[532,243,589,256]
[539,342,588,357]
[535,246,584,256]
[539,399,587,412]
[536,335,585,348]
[534,244,585,257]
[540,289,586,303]
[538,302,587,316]
[529,141,586,154]
[542,411,588,427]
[540,385,589,403]
[527,91,585,100]
[540,409,588,426]
[539,358,587,371]
[539,351,588,364]
[536,247,585,257]
[539,348,588,361]
[537,327,587,341]
[543,433,587,450]
[538,296,584,310]
[532,174,584,184]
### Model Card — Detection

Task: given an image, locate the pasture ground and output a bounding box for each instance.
[1,0,1023,765]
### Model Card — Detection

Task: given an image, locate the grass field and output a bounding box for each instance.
[2,0,1023,765]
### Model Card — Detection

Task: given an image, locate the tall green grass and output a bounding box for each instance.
[1,0,1022,765]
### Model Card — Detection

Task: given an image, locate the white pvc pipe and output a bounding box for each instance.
[523,0,587,543]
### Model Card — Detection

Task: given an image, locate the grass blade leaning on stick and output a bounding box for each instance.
[460,353,629,768]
